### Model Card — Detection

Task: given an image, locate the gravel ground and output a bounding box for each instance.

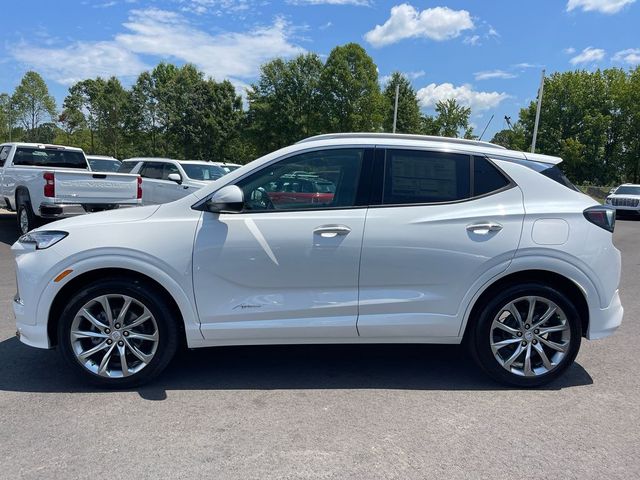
[0,208,638,479]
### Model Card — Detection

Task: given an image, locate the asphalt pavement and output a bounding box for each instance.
[0,208,638,479]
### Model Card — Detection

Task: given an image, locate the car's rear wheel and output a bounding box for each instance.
[469,283,582,387]
[58,278,179,388]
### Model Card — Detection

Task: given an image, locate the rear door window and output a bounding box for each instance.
[139,162,164,179]
[118,161,139,173]
[12,147,87,169]
[382,150,471,204]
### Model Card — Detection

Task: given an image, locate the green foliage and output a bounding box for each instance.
[434,99,472,138]
[382,72,422,134]
[320,43,384,132]
[11,71,57,141]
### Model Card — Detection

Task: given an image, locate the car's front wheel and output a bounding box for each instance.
[58,278,179,388]
[469,283,582,387]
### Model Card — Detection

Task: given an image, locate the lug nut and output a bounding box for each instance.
[118,341,124,346]
[123,331,129,337]
[106,339,113,345]
[521,341,527,346]
[534,329,540,334]
[105,328,110,334]
[524,324,530,330]
[532,339,538,345]
[517,331,523,337]
[115,323,121,329]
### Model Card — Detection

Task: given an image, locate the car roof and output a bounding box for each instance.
[296,133,563,165]
[87,155,119,161]
[2,142,84,152]
[121,158,216,166]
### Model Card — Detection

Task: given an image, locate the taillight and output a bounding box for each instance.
[43,172,55,198]
[137,176,142,200]
[583,206,615,232]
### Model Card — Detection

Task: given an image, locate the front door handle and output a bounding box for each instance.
[466,222,503,235]
[314,225,352,238]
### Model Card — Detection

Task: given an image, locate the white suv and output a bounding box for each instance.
[118,158,227,204]
[605,184,640,215]
[11,134,623,388]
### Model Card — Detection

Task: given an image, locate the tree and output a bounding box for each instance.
[491,124,527,151]
[433,99,471,138]
[11,71,56,141]
[247,54,324,154]
[0,93,12,142]
[320,43,383,132]
[382,72,421,133]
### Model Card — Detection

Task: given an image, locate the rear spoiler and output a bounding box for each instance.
[523,152,563,165]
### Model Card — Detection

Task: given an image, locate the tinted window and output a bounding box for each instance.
[473,156,510,196]
[89,158,121,172]
[162,163,180,180]
[614,186,640,195]
[118,161,138,173]
[237,148,364,211]
[182,164,225,180]
[512,158,579,192]
[383,150,470,204]
[13,147,87,169]
[139,162,164,180]
[0,146,10,167]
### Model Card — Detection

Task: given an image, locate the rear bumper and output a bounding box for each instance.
[587,289,623,340]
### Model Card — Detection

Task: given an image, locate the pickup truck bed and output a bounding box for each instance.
[0,143,141,234]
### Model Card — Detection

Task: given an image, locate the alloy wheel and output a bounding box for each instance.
[490,296,571,377]
[70,294,159,378]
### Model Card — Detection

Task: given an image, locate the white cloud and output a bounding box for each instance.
[11,41,149,85]
[463,35,481,46]
[474,70,517,81]
[563,47,576,54]
[379,70,426,85]
[567,0,635,13]
[569,46,606,64]
[181,0,253,15]
[364,3,474,47]
[612,48,640,65]
[11,8,304,87]
[416,83,509,111]
[288,0,371,5]
[513,62,543,69]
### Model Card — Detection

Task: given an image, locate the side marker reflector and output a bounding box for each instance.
[54,269,73,283]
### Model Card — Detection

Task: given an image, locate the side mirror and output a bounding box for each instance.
[168,173,182,184]
[205,185,244,213]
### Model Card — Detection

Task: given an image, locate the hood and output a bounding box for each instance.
[35,205,161,231]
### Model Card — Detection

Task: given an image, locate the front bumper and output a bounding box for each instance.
[14,296,52,349]
[587,289,623,340]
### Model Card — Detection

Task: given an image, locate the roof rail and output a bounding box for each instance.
[296,133,507,150]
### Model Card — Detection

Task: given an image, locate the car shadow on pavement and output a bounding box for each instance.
[0,211,19,246]
[0,337,593,399]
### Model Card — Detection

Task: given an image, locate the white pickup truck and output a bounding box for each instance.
[0,143,142,234]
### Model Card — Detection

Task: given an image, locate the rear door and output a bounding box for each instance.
[357,149,525,338]
[154,163,187,203]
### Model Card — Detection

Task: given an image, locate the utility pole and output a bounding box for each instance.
[531,69,545,153]
[392,83,399,133]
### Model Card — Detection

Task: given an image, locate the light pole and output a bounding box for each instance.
[531,69,545,153]
[392,83,399,133]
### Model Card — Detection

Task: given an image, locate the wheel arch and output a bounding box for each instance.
[462,269,590,340]
[47,267,187,349]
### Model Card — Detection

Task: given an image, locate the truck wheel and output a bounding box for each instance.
[17,202,37,235]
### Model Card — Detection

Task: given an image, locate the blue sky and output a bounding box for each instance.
[1,0,639,139]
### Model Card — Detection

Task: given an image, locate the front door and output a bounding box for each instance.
[357,149,525,339]
[193,147,372,342]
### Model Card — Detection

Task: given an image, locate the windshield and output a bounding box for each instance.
[182,164,225,181]
[221,165,240,173]
[89,158,121,172]
[13,147,87,169]
[614,186,640,195]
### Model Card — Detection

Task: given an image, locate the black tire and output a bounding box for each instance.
[57,277,179,388]
[16,201,37,235]
[468,283,582,388]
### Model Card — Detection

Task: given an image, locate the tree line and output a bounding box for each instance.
[1,42,639,184]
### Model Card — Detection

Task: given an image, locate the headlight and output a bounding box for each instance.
[18,231,68,250]
[605,197,612,204]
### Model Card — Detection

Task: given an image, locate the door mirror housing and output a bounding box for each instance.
[205,185,244,213]
[167,173,182,184]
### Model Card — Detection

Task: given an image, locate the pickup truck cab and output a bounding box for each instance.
[0,143,142,234]
[118,158,226,205]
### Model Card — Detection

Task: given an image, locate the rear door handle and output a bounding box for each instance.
[314,225,352,238]
[466,222,503,235]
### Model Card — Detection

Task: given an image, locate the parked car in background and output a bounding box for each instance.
[87,155,121,173]
[12,133,622,388]
[605,184,640,215]
[210,162,241,174]
[0,143,141,234]
[118,158,226,204]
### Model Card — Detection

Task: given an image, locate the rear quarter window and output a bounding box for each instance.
[118,161,139,173]
[473,156,510,196]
